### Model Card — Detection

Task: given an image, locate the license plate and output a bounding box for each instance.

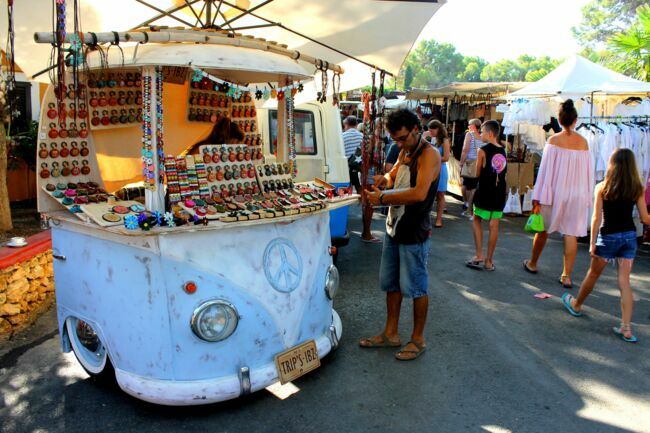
[274,340,320,384]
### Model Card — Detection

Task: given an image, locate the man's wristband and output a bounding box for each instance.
[379,193,385,205]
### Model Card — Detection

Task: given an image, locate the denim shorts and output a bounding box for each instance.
[379,235,431,298]
[595,231,637,260]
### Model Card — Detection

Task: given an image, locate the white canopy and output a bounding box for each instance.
[508,55,650,98]
[1,0,446,94]
[407,82,528,100]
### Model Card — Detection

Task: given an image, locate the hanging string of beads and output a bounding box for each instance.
[54,0,67,121]
[190,66,303,97]
[332,71,341,106]
[374,70,387,172]
[286,88,297,178]
[317,61,329,103]
[155,67,165,184]
[360,87,372,190]
[141,72,155,190]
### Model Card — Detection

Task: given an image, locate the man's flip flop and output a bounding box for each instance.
[484,263,495,272]
[359,333,402,348]
[395,341,426,361]
[561,293,583,317]
[466,259,483,270]
[558,276,573,289]
[612,326,638,343]
[361,236,382,244]
[523,260,537,274]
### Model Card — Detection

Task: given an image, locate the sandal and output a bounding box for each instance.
[559,275,573,289]
[465,259,484,270]
[523,260,537,274]
[395,341,426,361]
[361,236,382,244]
[561,293,583,317]
[359,333,402,348]
[484,263,495,272]
[612,323,638,343]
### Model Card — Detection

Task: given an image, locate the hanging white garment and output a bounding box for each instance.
[522,186,533,212]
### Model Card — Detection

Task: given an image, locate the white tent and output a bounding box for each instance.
[508,55,650,98]
[1,0,446,96]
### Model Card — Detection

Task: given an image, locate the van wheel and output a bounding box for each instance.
[66,317,115,385]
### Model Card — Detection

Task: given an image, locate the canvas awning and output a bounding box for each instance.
[407,82,528,100]
[2,0,446,94]
[507,55,650,98]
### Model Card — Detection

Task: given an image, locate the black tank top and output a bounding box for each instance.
[393,140,439,244]
[473,142,507,212]
[601,198,636,235]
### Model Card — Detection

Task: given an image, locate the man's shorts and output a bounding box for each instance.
[379,234,431,299]
[595,231,637,260]
[473,205,503,220]
[462,176,479,190]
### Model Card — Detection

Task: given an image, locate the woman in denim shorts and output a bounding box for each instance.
[562,149,650,343]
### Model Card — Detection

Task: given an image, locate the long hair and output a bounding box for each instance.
[427,119,447,145]
[602,148,643,202]
[196,117,244,146]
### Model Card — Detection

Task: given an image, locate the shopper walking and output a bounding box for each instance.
[466,121,507,272]
[360,109,440,361]
[523,100,593,288]
[562,149,650,343]
[460,119,483,218]
[343,116,364,193]
[425,120,450,228]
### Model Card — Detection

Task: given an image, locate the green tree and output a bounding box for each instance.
[606,5,650,81]
[457,56,488,82]
[480,55,560,82]
[573,0,646,48]
[400,40,465,88]
[403,64,414,90]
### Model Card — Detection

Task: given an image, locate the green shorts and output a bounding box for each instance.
[473,205,503,220]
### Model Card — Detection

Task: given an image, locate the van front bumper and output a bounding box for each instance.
[114,310,342,406]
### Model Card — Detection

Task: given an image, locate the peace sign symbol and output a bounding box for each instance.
[263,238,303,293]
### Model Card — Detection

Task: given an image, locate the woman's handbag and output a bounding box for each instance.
[461,159,477,178]
[525,212,545,233]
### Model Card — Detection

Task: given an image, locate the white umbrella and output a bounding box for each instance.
[508,55,650,98]
[2,0,446,94]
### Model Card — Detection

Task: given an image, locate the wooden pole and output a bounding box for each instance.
[33,31,344,75]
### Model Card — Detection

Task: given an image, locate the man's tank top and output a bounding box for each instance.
[473,142,508,212]
[392,140,439,244]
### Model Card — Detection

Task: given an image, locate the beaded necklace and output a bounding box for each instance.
[141,72,155,189]
[155,67,165,184]
[286,90,297,178]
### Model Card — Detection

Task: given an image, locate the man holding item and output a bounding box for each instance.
[360,109,440,361]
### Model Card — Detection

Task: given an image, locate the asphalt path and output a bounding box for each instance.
[1,199,649,433]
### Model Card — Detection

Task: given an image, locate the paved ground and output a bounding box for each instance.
[1,198,649,433]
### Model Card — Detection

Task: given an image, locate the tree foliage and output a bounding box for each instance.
[606,5,650,81]
[572,0,646,48]
[395,40,560,90]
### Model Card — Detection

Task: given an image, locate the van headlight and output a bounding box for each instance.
[190,300,239,342]
[324,265,339,300]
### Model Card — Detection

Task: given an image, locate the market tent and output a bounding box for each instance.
[508,55,650,98]
[1,0,446,94]
[406,82,528,100]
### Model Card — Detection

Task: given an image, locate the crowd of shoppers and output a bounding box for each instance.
[345,103,648,360]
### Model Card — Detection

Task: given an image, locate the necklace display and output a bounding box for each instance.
[286,90,297,178]
[156,67,165,184]
[141,73,155,190]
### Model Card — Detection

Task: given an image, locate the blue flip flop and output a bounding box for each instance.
[561,293,583,317]
[612,326,638,343]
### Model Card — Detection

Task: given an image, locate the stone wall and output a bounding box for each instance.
[0,232,54,340]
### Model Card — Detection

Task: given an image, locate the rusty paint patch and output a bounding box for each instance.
[135,255,152,285]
